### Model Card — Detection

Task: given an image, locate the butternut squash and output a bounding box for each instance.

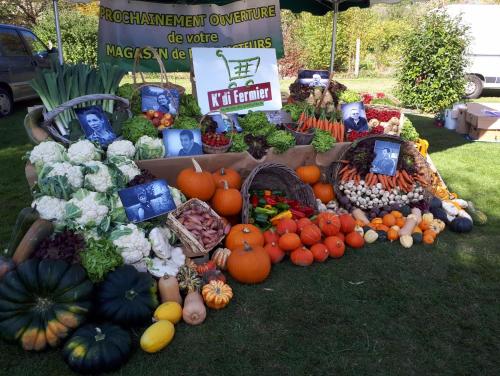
[182,291,206,325]
[351,208,370,226]
[158,276,183,305]
[12,219,54,264]
[399,214,418,237]
[410,208,422,224]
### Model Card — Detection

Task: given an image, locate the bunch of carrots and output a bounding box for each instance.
[339,164,429,193]
[297,109,345,142]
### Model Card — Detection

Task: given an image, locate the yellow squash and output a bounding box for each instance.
[153,302,182,324]
[140,320,175,353]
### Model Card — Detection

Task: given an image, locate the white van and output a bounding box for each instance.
[444,4,500,99]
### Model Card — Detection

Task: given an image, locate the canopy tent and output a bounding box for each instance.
[54,0,402,71]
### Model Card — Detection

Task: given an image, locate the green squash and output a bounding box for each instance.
[412,232,423,244]
[376,230,388,242]
[449,217,473,233]
[96,265,158,327]
[466,202,487,226]
[63,323,131,374]
[430,197,443,209]
[0,259,93,351]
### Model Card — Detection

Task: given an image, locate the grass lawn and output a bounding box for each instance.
[0,99,499,375]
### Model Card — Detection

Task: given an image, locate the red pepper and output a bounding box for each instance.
[251,195,259,208]
[290,208,306,219]
[264,197,278,205]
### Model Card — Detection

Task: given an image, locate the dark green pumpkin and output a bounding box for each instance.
[0,258,93,351]
[400,205,411,217]
[96,265,158,327]
[430,207,449,224]
[376,230,388,242]
[412,232,423,244]
[63,323,131,374]
[430,197,443,209]
[449,217,473,233]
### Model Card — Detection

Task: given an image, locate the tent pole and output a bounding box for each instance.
[329,0,339,73]
[53,0,64,65]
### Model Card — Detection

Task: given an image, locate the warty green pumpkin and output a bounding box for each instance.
[63,323,132,374]
[0,258,93,351]
[96,265,158,327]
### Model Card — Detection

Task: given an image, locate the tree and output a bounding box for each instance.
[0,1,58,27]
[395,10,470,113]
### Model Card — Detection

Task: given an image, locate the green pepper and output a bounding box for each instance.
[258,198,267,206]
[254,206,278,216]
[272,190,284,196]
[254,213,270,227]
[275,202,289,211]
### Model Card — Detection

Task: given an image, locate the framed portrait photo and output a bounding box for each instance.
[75,105,116,146]
[297,69,329,88]
[210,112,242,133]
[141,86,179,116]
[341,102,369,133]
[162,128,203,157]
[118,179,176,223]
[370,140,401,177]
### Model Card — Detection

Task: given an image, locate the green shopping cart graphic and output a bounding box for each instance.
[216,49,261,88]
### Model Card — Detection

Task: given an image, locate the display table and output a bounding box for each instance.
[25,143,351,189]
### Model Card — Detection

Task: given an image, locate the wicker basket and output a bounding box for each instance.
[200,113,234,154]
[286,125,315,145]
[365,104,405,136]
[132,46,186,97]
[166,199,225,257]
[240,163,317,223]
[30,94,132,145]
[327,135,433,210]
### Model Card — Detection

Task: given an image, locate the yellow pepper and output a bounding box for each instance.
[270,210,292,225]
[264,190,272,196]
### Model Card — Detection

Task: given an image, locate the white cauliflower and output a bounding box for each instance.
[32,195,66,223]
[110,224,151,264]
[149,226,173,259]
[65,188,109,229]
[68,140,102,165]
[45,162,83,189]
[134,136,165,160]
[147,257,179,278]
[83,161,114,193]
[108,156,140,182]
[171,247,186,266]
[107,140,136,159]
[169,186,186,208]
[29,141,67,168]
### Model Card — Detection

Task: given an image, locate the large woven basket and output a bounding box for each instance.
[240,163,317,223]
[286,125,315,145]
[327,135,433,208]
[199,113,234,154]
[26,94,132,145]
[166,199,225,257]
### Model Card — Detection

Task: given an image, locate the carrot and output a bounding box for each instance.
[298,112,305,124]
[340,160,350,164]
[333,122,339,140]
[339,123,345,142]
[339,165,351,175]
[401,170,413,184]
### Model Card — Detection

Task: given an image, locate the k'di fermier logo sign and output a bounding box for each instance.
[191,48,281,114]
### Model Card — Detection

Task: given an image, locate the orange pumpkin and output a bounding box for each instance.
[226,242,271,284]
[317,212,341,237]
[225,224,264,251]
[295,165,321,185]
[371,217,383,225]
[290,246,314,266]
[312,182,335,204]
[264,242,285,264]
[339,213,356,234]
[387,228,399,242]
[390,210,403,219]
[324,236,345,258]
[300,224,322,246]
[211,180,243,216]
[345,232,364,249]
[278,233,302,251]
[419,221,430,231]
[310,243,329,263]
[176,159,216,201]
[423,233,435,245]
[376,224,390,232]
[396,217,406,228]
[263,228,280,245]
[276,218,297,235]
[336,232,345,242]
[196,261,217,275]
[212,168,242,189]
[423,229,437,240]
[296,217,313,232]
[382,214,396,227]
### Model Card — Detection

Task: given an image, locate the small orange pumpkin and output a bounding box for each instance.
[423,233,435,245]
[339,213,356,234]
[317,212,341,236]
[300,224,322,246]
[419,221,430,231]
[310,243,329,263]
[345,231,365,249]
[295,165,321,185]
[278,233,302,251]
[225,224,264,251]
[396,217,406,228]
[387,228,399,242]
[264,242,285,264]
[382,214,396,227]
[196,261,217,275]
[276,218,297,235]
[312,182,335,204]
[390,210,403,219]
[371,217,383,225]
[296,217,313,232]
[290,246,314,266]
[177,159,216,201]
[211,180,243,216]
[212,168,242,189]
[324,236,345,258]
[263,228,280,244]
[226,242,271,284]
